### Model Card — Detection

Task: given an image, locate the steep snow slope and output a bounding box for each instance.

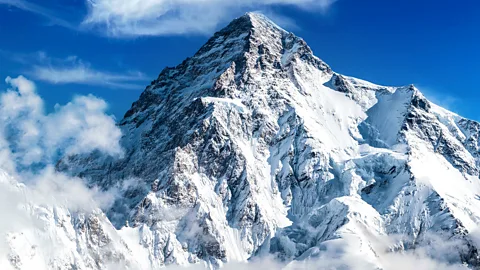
[58,13,480,269]
[0,169,142,270]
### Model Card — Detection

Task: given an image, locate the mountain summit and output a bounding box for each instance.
[122,12,330,122]
[57,13,480,269]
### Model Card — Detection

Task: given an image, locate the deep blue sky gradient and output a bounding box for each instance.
[0,0,478,120]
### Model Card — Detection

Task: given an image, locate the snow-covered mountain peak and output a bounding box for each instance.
[122,12,330,123]
[244,12,286,29]
[57,13,480,270]
[231,12,288,35]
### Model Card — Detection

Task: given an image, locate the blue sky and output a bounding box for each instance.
[0,0,478,120]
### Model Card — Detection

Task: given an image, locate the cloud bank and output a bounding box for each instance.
[2,75,123,169]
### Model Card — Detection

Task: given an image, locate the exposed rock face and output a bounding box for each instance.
[55,12,480,269]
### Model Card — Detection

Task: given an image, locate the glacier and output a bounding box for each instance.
[4,12,480,269]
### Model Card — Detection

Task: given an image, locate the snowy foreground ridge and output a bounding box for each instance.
[5,13,480,269]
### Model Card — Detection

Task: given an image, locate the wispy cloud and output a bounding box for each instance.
[31,61,148,89]
[4,51,148,89]
[415,84,460,113]
[0,0,77,29]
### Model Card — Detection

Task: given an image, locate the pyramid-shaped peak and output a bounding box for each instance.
[243,11,268,20]
[217,12,288,38]
[189,12,295,62]
[242,12,288,32]
[125,10,332,120]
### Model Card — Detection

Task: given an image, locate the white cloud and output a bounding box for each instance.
[82,0,336,37]
[28,166,116,211]
[2,75,123,169]
[44,94,123,156]
[28,54,147,89]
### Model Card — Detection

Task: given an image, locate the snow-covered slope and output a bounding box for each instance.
[57,13,480,269]
[0,169,142,270]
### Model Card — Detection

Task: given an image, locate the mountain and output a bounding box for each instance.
[53,12,480,269]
